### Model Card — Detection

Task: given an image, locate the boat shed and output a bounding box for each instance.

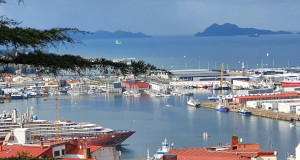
[277,102,300,114]
[233,93,300,106]
[122,80,149,89]
[224,76,249,84]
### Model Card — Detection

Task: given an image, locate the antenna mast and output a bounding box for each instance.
[55,97,59,140]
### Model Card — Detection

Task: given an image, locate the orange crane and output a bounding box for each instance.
[220,63,224,88]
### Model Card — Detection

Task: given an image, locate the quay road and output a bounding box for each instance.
[201,101,300,121]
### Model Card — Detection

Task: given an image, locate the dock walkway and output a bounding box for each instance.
[201,101,300,121]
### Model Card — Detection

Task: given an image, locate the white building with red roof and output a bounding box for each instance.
[0,128,120,160]
[163,136,277,160]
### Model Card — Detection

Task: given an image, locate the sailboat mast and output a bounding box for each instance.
[221,63,224,88]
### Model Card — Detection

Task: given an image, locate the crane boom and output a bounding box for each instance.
[221,63,224,88]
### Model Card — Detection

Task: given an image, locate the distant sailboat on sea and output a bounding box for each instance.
[116,40,122,44]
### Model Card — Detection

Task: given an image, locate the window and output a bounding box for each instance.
[62,149,66,155]
[54,151,60,157]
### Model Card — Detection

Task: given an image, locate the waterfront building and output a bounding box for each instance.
[277,102,300,114]
[105,82,122,93]
[232,92,300,106]
[169,69,228,81]
[149,82,168,92]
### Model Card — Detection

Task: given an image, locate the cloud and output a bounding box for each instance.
[1,0,300,36]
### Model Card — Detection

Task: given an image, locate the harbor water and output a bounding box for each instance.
[1,90,299,160]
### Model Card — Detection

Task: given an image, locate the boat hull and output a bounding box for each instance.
[281,81,300,88]
[188,104,200,108]
[238,111,252,115]
[215,108,229,112]
[69,130,136,146]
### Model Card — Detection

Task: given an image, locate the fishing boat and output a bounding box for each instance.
[10,92,27,99]
[238,108,251,115]
[151,138,172,160]
[215,103,229,112]
[192,85,208,89]
[0,109,135,146]
[281,81,300,88]
[280,76,300,88]
[187,98,200,108]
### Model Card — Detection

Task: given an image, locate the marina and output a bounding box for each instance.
[1,0,300,159]
[1,90,300,160]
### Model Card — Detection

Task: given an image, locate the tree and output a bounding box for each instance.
[0,1,161,77]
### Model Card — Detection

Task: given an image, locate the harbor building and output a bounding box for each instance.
[122,80,149,89]
[169,69,228,81]
[232,92,300,106]
[105,82,122,93]
[277,102,300,114]
[152,69,228,81]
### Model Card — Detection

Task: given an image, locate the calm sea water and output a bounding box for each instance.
[56,34,300,70]
[1,91,299,160]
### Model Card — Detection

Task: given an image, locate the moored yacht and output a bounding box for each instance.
[0,109,135,146]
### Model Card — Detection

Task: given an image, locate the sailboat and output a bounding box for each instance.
[115,40,122,45]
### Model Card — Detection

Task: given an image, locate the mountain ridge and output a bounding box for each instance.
[70,30,152,39]
[195,23,292,37]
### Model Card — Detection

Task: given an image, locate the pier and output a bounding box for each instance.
[201,101,300,121]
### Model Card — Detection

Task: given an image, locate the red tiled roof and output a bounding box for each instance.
[67,145,102,155]
[235,93,299,99]
[0,145,51,158]
[176,155,251,160]
[166,144,264,160]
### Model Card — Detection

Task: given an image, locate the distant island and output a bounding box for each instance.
[71,30,151,39]
[195,23,292,37]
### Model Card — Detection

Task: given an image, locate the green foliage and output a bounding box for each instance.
[0,51,159,77]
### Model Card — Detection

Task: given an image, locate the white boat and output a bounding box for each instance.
[238,108,252,115]
[208,96,218,101]
[215,103,229,112]
[151,138,172,160]
[115,40,122,45]
[187,98,200,108]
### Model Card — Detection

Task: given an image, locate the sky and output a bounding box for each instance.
[1,0,300,36]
